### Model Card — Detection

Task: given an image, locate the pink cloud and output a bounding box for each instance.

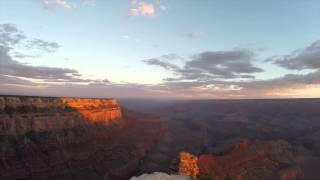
[129,0,156,16]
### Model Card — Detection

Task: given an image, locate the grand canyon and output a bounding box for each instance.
[1,1,320,179]
[1,96,319,179]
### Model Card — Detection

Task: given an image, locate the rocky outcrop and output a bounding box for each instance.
[199,140,303,180]
[176,140,303,180]
[0,96,164,180]
[178,152,199,177]
[61,98,122,122]
[277,166,304,180]
[0,96,122,135]
[130,172,190,180]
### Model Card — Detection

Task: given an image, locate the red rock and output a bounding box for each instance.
[0,96,122,135]
[0,97,164,180]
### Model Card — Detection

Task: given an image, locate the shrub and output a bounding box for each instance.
[199,174,213,180]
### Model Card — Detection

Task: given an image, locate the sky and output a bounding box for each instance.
[0,0,320,99]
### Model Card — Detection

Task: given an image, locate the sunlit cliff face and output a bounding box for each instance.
[178,152,199,177]
[0,96,122,134]
[61,98,122,123]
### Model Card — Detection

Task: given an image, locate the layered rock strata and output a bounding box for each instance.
[0,96,163,180]
[0,96,122,135]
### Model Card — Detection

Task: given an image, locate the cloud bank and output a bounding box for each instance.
[1,23,320,99]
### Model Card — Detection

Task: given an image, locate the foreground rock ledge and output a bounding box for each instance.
[130,172,190,180]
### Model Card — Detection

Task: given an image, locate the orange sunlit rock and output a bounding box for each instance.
[61,98,122,123]
[178,152,199,177]
[0,96,122,134]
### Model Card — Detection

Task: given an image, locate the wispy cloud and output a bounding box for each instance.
[0,24,83,83]
[183,32,204,39]
[122,35,131,40]
[143,58,180,71]
[159,5,167,11]
[55,0,72,9]
[129,1,155,16]
[128,0,167,17]
[39,0,96,10]
[41,0,73,9]
[272,40,320,70]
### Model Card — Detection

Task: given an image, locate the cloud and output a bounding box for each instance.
[273,40,320,70]
[0,23,93,84]
[0,24,26,47]
[55,0,72,9]
[0,75,36,86]
[40,0,96,10]
[183,32,204,39]
[159,5,167,11]
[26,38,60,52]
[41,0,73,9]
[139,2,155,16]
[122,35,131,40]
[141,43,320,98]
[0,23,59,54]
[185,49,263,76]
[2,24,320,99]
[144,49,263,82]
[241,70,320,90]
[129,1,155,16]
[0,46,83,82]
[129,8,139,16]
[160,53,182,60]
[81,0,96,6]
[143,53,182,71]
[13,52,40,59]
[143,58,180,71]
[0,24,19,33]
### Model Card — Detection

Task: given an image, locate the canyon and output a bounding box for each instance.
[0,96,163,180]
[122,99,320,179]
[1,96,319,179]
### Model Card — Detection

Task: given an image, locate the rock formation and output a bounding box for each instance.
[130,172,190,180]
[178,152,199,177]
[134,139,304,180]
[176,140,303,180]
[0,95,163,180]
[0,96,122,135]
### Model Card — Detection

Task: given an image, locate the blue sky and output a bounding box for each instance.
[1,0,320,99]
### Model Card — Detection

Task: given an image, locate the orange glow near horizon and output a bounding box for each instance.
[270,85,320,98]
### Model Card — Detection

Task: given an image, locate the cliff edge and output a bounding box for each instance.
[0,96,163,180]
[0,96,122,135]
